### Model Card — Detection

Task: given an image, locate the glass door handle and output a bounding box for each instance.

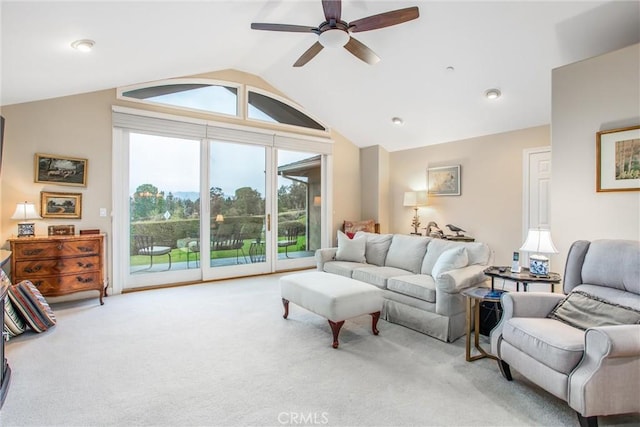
[267,214,271,232]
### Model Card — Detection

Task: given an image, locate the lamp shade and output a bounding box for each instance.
[519,229,558,254]
[215,214,224,222]
[11,202,40,221]
[403,191,428,207]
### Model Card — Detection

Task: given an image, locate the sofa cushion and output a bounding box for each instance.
[431,246,468,278]
[1,270,26,339]
[421,240,490,275]
[335,230,366,263]
[387,275,436,303]
[323,261,367,278]
[8,280,57,333]
[503,317,584,374]
[580,239,640,294]
[352,266,411,289]
[385,235,430,274]
[548,290,640,330]
[356,231,393,266]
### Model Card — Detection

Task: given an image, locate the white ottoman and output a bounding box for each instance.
[280,271,384,348]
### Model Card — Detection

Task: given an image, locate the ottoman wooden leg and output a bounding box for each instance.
[328,320,345,349]
[370,311,381,335]
[282,298,289,319]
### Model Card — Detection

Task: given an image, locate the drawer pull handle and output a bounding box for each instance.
[78,246,93,253]
[24,265,42,273]
[77,262,94,269]
[76,276,94,283]
[33,281,44,287]
[24,249,44,256]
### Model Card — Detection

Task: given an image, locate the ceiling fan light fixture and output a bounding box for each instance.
[71,39,95,52]
[318,29,349,48]
[485,88,501,100]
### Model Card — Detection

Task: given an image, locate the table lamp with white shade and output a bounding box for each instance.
[11,201,41,237]
[403,191,428,235]
[519,228,559,277]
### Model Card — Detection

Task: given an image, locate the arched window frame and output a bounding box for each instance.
[117,78,329,136]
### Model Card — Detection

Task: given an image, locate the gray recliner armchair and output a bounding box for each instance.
[491,239,640,427]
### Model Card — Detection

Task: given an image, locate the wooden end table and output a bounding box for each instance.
[483,266,561,292]
[461,287,501,362]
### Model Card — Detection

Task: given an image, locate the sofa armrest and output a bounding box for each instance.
[435,264,489,293]
[315,248,338,271]
[490,292,565,355]
[569,324,640,417]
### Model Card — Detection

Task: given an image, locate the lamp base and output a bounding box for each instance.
[529,254,550,277]
[17,223,35,238]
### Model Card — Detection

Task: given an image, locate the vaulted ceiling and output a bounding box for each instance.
[1,1,638,151]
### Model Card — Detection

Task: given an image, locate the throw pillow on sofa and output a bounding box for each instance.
[8,280,57,333]
[431,246,469,278]
[385,235,430,273]
[2,270,26,339]
[335,230,366,263]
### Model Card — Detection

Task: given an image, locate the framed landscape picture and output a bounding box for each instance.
[35,153,87,187]
[596,125,640,192]
[428,165,461,196]
[41,191,82,219]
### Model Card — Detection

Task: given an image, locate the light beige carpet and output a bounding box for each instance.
[1,273,638,427]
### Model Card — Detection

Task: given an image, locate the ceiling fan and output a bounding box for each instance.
[250,0,419,67]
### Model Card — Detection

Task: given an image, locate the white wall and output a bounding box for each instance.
[551,43,640,275]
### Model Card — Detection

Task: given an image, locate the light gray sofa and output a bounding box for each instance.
[491,239,640,427]
[315,232,491,342]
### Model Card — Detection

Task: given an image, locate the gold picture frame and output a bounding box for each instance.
[596,125,640,192]
[35,153,88,187]
[41,191,82,219]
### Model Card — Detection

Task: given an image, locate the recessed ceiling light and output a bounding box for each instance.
[391,117,404,126]
[485,88,501,100]
[446,66,455,72]
[71,39,95,52]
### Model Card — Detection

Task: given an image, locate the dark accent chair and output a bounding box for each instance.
[278,224,302,258]
[133,235,172,270]
[211,225,247,264]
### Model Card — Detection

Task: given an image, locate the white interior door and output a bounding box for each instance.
[522,147,552,276]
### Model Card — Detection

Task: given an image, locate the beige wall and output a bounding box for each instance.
[360,145,390,233]
[551,43,640,275]
[389,125,551,265]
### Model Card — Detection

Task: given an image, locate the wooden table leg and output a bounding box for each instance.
[370,311,381,335]
[282,298,289,319]
[465,296,473,361]
[328,320,345,349]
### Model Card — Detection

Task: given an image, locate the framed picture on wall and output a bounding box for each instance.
[596,125,640,192]
[428,165,461,196]
[35,153,88,187]
[41,191,82,219]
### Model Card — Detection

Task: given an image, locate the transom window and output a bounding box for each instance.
[118,79,327,133]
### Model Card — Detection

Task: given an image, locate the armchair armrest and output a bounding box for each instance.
[569,325,640,417]
[435,264,489,293]
[315,248,337,271]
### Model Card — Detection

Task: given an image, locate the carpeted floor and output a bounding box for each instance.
[1,273,638,427]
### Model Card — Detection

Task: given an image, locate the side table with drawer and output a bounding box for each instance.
[9,234,106,305]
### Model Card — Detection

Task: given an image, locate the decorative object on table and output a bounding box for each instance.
[34,153,88,187]
[40,191,82,219]
[596,125,640,192]
[10,201,41,237]
[425,221,443,238]
[428,165,460,196]
[519,228,559,277]
[446,224,466,236]
[47,225,75,236]
[403,190,428,234]
[510,251,522,273]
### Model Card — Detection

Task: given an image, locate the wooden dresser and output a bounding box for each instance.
[9,234,105,305]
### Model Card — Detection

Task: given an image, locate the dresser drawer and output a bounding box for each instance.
[27,272,103,296]
[11,239,101,259]
[14,255,101,277]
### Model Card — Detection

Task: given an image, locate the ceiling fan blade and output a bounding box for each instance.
[349,6,419,33]
[322,0,341,21]
[251,23,317,33]
[344,37,380,65]
[293,41,324,67]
